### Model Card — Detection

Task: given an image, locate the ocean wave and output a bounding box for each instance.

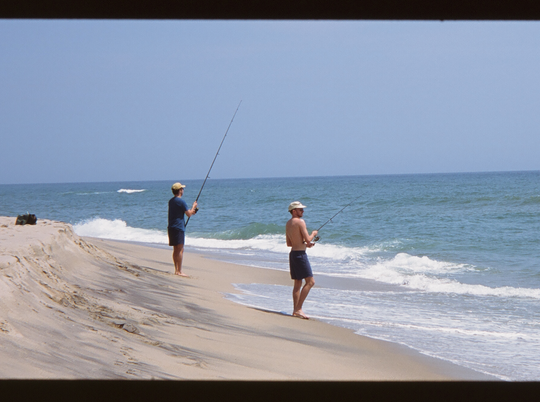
[203,222,283,240]
[317,316,540,342]
[356,254,540,299]
[521,195,540,205]
[117,189,146,194]
[71,218,540,300]
[188,234,289,254]
[73,218,167,244]
[384,253,472,274]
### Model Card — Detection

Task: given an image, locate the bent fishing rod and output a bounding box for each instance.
[185,100,242,227]
[312,194,363,242]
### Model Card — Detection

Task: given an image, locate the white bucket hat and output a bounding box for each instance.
[288,201,307,212]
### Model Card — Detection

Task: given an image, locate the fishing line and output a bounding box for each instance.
[185,100,242,227]
[312,193,364,243]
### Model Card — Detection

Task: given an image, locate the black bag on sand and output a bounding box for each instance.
[15,214,37,225]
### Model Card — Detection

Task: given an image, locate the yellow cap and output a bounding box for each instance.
[171,182,186,191]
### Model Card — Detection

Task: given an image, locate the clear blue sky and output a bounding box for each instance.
[1,20,539,184]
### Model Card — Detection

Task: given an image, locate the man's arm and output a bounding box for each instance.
[299,220,318,244]
[185,201,198,217]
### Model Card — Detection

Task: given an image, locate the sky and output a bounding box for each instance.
[1,20,540,184]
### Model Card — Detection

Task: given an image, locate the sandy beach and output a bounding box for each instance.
[0,216,496,380]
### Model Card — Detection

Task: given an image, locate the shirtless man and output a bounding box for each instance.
[286,201,318,319]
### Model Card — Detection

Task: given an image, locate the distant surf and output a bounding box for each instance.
[117,189,146,194]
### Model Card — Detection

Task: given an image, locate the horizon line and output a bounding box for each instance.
[1,169,539,186]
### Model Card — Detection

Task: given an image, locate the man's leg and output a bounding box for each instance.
[292,276,314,319]
[172,244,187,277]
[292,279,303,312]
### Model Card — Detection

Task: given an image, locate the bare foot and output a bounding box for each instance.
[292,310,309,320]
[174,272,189,277]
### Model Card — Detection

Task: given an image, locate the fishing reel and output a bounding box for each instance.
[313,235,320,242]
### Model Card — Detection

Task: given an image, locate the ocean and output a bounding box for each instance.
[1,171,539,380]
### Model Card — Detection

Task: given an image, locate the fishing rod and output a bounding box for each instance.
[313,194,363,242]
[185,100,242,227]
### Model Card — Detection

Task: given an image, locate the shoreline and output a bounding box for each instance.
[0,217,496,380]
[95,238,497,381]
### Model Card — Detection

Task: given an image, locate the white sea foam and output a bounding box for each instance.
[72,218,540,300]
[385,253,471,274]
[188,234,290,254]
[117,189,146,194]
[317,315,540,342]
[73,218,166,244]
[307,242,372,261]
[357,254,540,299]
[194,234,539,300]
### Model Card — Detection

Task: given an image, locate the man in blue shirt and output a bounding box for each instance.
[168,182,198,276]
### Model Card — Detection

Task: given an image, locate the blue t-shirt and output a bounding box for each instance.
[168,196,188,230]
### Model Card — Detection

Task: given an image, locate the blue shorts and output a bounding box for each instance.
[289,250,313,280]
[168,228,185,246]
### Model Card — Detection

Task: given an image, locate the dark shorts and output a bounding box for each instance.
[289,250,313,280]
[168,228,185,246]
